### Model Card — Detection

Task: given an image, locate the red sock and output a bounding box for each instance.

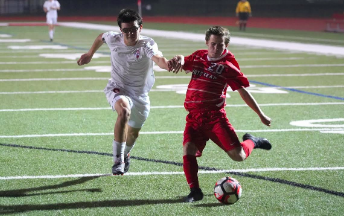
[241,139,255,158]
[183,155,199,189]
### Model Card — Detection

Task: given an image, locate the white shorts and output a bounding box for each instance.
[104,80,150,128]
[46,15,57,25]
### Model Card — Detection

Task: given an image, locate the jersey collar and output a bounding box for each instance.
[207,49,229,62]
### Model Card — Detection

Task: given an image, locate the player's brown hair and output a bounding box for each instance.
[205,26,230,45]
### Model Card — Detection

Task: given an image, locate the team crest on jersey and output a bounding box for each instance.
[134,49,140,59]
[112,88,120,93]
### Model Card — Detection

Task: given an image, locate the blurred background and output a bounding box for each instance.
[1,0,343,18]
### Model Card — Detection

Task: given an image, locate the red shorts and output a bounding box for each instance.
[183,109,241,155]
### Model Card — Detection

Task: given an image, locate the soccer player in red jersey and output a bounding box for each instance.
[170,26,272,202]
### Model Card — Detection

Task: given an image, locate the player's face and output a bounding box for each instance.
[206,35,228,58]
[121,21,142,46]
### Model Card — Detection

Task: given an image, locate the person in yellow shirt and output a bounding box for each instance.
[235,0,252,31]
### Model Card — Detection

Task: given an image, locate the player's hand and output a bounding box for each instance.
[77,53,92,66]
[259,114,271,127]
[167,60,174,72]
[169,55,183,73]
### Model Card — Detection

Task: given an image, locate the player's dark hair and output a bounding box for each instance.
[205,26,230,45]
[117,9,143,28]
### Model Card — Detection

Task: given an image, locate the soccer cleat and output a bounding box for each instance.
[243,133,272,150]
[184,188,204,202]
[50,38,53,42]
[124,154,130,173]
[112,157,125,175]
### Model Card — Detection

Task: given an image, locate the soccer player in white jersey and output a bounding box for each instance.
[77,9,173,175]
[43,0,60,42]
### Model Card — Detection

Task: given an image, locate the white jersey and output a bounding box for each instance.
[43,0,60,18]
[102,31,162,96]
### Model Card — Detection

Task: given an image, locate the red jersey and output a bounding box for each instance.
[182,49,249,112]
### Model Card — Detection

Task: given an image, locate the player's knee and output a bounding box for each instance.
[183,142,197,156]
[117,107,131,122]
[226,147,246,162]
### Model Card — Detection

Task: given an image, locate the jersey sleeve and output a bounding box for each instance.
[224,58,250,91]
[101,31,118,44]
[182,51,198,73]
[143,39,162,59]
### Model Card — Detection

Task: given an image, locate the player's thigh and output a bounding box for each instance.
[51,17,57,25]
[183,121,208,155]
[209,118,240,152]
[104,81,133,111]
[46,16,53,25]
[113,95,132,117]
[128,98,150,129]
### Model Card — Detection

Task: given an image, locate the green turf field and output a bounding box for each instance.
[0,22,343,215]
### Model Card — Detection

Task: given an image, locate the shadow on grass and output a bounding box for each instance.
[0,198,183,214]
[194,203,229,207]
[1,142,344,199]
[0,177,101,197]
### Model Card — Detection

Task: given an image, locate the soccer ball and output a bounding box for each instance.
[214,176,242,204]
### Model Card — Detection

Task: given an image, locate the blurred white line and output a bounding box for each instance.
[0,128,343,138]
[2,167,344,180]
[1,73,344,82]
[59,22,344,57]
[0,61,109,64]
[0,102,343,111]
[1,86,343,95]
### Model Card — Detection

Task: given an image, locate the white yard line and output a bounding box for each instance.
[0,102,343,112]
[0,61,109,65]
[1,66,343,74]
[242,64,344,68]
[1,87,343,95]
[0,56,309,61]
[1,167,344,180]
[58,22,344,57]
[0,69,86,72]
[0,128,343,138]
[0,90,103,95]
[0,73,344,82]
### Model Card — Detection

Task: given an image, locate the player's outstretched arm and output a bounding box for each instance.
[77,33,104,66]
[237,87,271,126]
[151,55,173,71]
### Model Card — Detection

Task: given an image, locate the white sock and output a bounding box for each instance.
[49,30,53,39]
[124,142,135,156]
[113,140,125,162]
